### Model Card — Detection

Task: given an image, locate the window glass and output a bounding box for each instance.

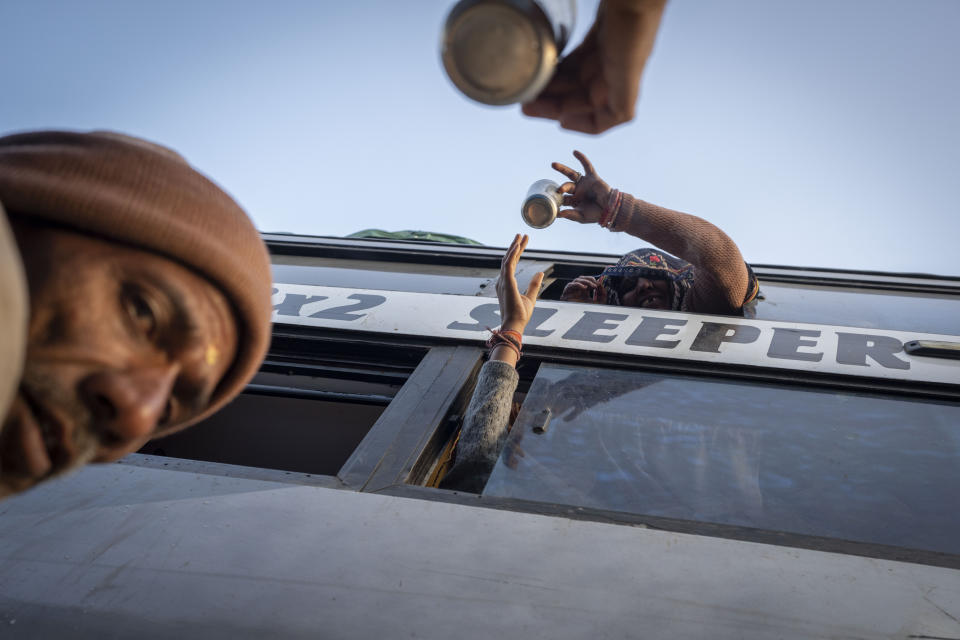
[752,282,960,335]
[483,364,960,555]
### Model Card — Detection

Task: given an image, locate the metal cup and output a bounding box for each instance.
[521,179,562,228]
[440,0,576,106]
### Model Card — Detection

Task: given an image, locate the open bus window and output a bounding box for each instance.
[139,373,394,476]
[481,363,960,556]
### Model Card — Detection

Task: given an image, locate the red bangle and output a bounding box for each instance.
[487,328,522,359]
[500,329,523,346]
[605,190,623,230]
[599,189,620,228]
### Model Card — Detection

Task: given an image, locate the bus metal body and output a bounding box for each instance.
[1,234,958,639]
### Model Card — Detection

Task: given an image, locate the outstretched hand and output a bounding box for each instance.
[497,234,544,335]
[552,150,612,225]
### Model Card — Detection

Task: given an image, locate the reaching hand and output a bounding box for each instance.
[521,0,667,134]
[561,275,608,304]
[551,150,612,225]
[497,234,544,334]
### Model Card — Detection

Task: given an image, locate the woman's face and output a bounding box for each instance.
[619,276,672,309]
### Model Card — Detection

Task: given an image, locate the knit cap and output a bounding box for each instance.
[0,130,272,432]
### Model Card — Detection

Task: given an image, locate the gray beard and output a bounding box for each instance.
[0,368,100,499]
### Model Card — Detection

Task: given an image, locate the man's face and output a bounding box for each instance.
[619,276,672,309]
[0,221,237,498]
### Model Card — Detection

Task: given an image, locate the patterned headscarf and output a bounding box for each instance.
[598,248,695,310]
[597,248,760,314]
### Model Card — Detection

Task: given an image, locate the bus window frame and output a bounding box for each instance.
[119,235,960,569]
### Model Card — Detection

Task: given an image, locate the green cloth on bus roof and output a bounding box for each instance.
[348,229,483,245]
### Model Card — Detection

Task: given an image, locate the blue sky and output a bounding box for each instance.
[2,0,958,275]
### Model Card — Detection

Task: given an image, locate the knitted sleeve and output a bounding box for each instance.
[612,192,751,315]
[439,360,520,493]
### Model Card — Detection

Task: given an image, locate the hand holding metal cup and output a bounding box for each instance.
[550,150,612,225]
[521,150,610,228]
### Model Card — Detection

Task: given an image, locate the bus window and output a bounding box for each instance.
[141,391,386,476]
[753,282,960,335]
[140,369,401,476]
[482,363,960,556]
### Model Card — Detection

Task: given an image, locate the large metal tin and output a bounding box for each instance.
[441,0,575,105]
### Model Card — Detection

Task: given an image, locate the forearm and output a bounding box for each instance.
[603,0,668,112]
[439,360,519,493]
[612,192,750,312]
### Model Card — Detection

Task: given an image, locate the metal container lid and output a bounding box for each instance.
[441,0,559,106]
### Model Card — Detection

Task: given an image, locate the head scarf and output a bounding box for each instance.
[596,247,760,314]
[0,130,272,433]
[597,248,695,310]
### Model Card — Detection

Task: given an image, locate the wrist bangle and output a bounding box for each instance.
[606,191,623,230]
[500,329,523,345]
[611,193,631,231]
[599,189,620,228]
[486,328,523,359]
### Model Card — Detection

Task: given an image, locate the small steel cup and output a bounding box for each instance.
[521,179,562,228]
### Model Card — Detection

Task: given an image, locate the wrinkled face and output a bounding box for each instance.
[0,221,237,498]
[619,276,673,309]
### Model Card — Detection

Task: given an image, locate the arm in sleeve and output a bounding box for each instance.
[612,192,752,314]
[439,360,520,493]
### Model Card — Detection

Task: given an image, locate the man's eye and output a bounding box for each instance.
[123,287,158,338]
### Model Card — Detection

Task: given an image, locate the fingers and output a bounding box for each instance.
[561,275,603,303]
[562,106,627,135]
[559,113,599,134]
[524,271,545,301]
[500,233,521,271]
[551,161,580,182]
[555,91,596,117]
[573,150,596,175]
[572,276,600,289]
[521,97,561,120]
[557,181,576,195]
[568,277,599,297]
[558,208,586,223]
[501,234,529,286]
[561,283,587,300]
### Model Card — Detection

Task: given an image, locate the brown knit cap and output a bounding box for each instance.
[0,130,272,433]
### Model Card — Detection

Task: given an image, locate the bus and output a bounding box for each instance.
[1,232,958,639]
